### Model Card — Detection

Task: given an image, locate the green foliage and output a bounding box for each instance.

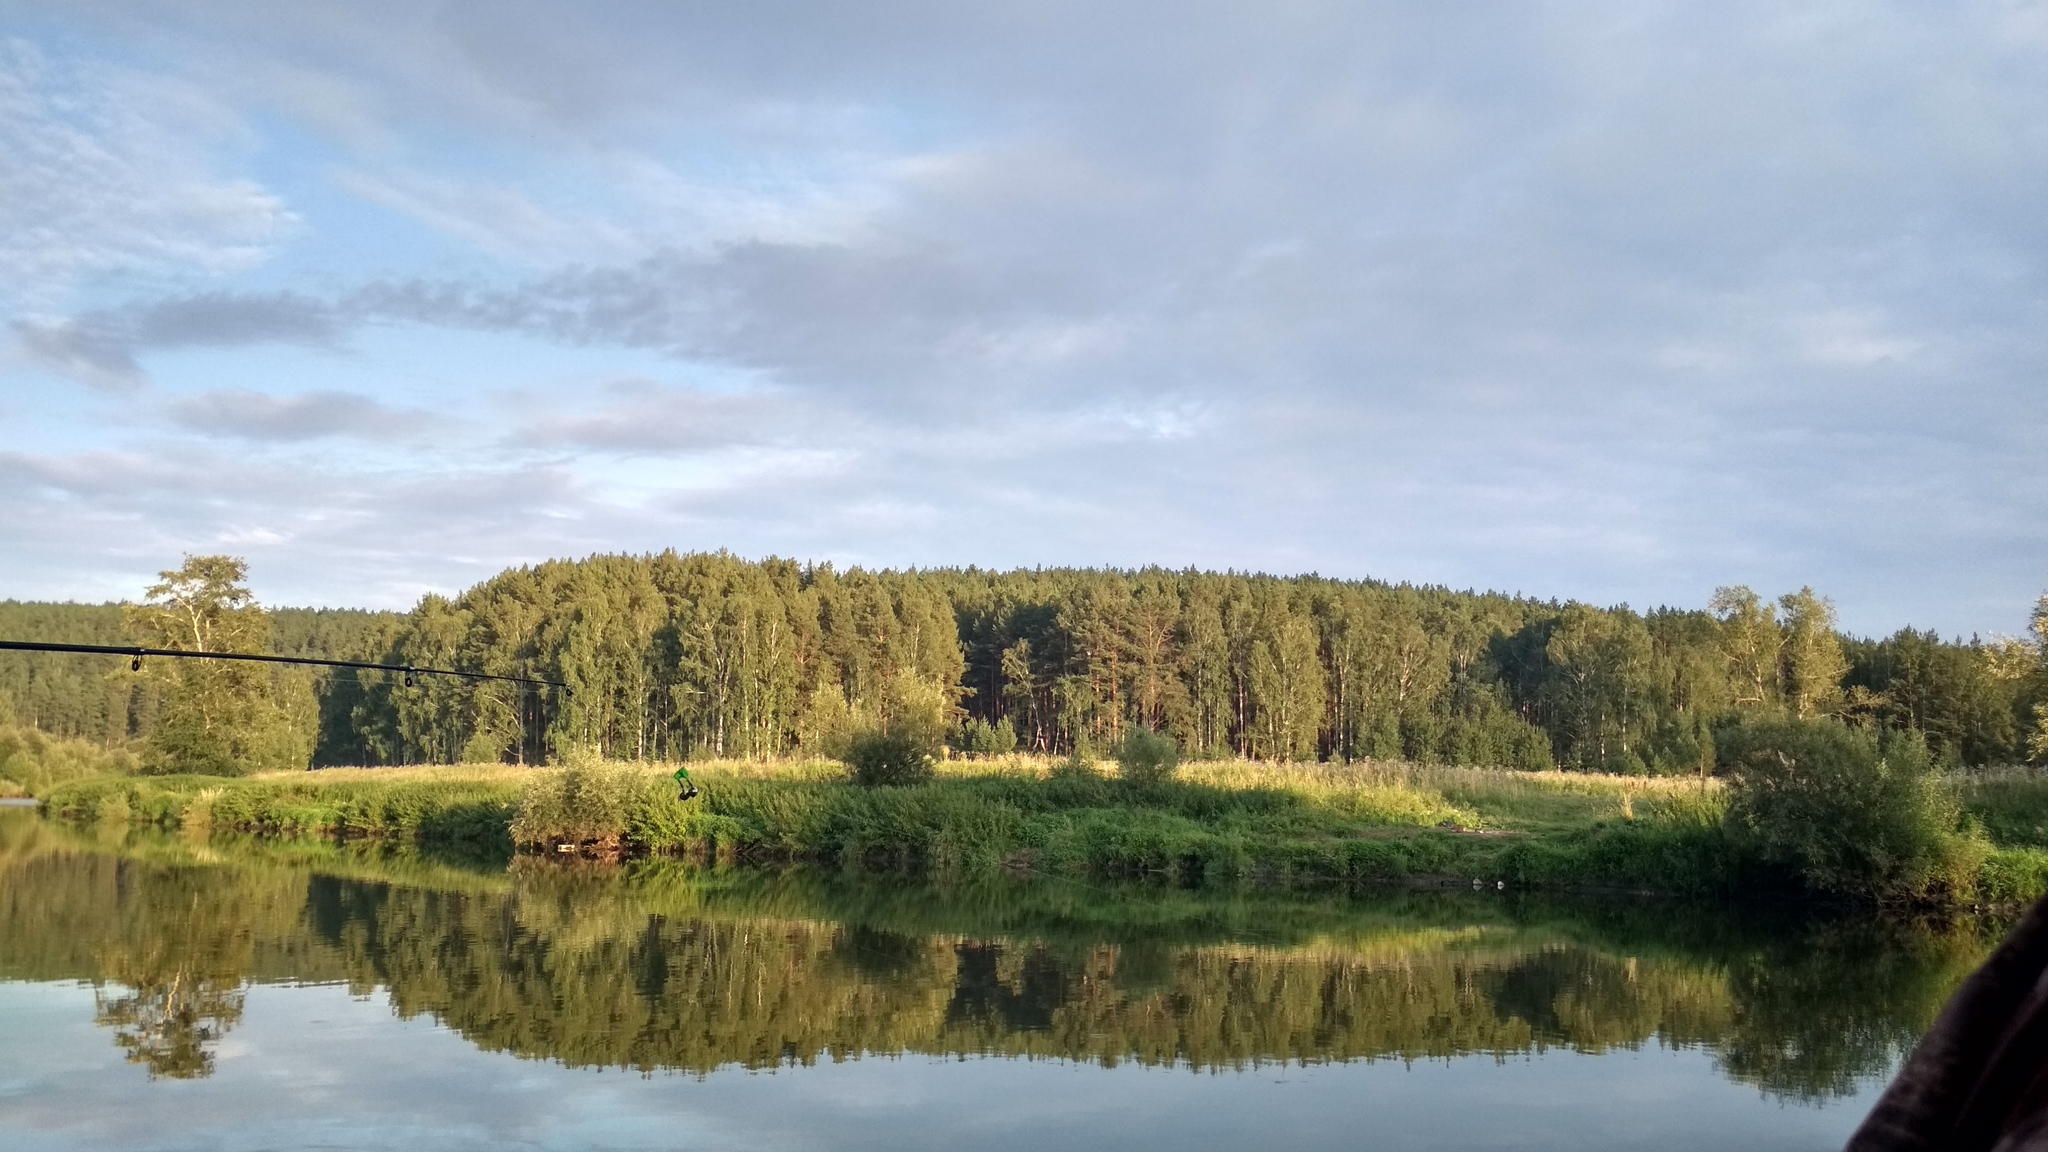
[0,721,139,796]
[0,601,155,744]
[39,770,522,848]
[511,753,654,847]
[5,554,2042,787]
[952,717,1018,756]
[32,751,2048,905]
[843,729,937,787]
[1958,770,2048,849]
[1720,718,1986,901]
[1844,625,2041,768]
[125,556,312,776]
[1114,727,1179,784]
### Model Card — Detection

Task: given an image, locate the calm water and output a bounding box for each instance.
[0,810,1999,1151]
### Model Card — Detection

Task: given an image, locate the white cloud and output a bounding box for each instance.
[0,39,295,313]
[0,2,2044,635]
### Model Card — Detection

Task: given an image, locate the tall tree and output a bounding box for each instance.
[124,556,308,775]
[1712,586,1782,709]
[1778,587,1847,719]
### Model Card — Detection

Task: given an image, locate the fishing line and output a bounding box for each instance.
[0,639,571,693]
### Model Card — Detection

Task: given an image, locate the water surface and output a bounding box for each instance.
[0,811,1994,1150]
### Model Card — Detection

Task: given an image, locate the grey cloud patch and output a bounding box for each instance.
[511,379,794,453]
[354,240,1096,376]
[168,390,429,441]
[13,291,342,386]
[28,238,1122,404]
[10,317,143,388]
[131,291,340,348]
[0,443,609,609]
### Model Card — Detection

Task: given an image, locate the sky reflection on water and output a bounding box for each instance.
[0,981,1871,1152]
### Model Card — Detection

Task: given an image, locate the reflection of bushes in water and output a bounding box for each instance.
[0,817,2004,1098]
[1715,915,1991,1100]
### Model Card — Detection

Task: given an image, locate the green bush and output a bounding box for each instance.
[843,730,936,787]
[1114,728,1179,785]
[0,722,140,796]
[511,755,652,847]
[1720,718,1985,901]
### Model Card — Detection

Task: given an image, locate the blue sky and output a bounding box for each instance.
[1,1,2044,636]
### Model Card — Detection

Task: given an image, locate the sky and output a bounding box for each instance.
[0,1,2043,637]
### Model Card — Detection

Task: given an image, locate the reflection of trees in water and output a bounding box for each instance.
[93,972,244,1079]
[0,818,2001,1098]
[85,879,264,1080]
[312,879,1984,1100]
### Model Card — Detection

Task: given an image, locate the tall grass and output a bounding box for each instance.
[41,765,527,848]
[498,755,1759,893]
[33,752,2048,903]
[1958,768,2048,850]
[510,756,659,851]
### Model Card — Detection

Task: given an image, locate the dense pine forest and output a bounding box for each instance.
[2,551,2043,774]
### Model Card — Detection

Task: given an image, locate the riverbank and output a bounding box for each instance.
[35,757,2048,901]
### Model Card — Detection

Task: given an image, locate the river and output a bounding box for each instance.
[0,809,1996,1151]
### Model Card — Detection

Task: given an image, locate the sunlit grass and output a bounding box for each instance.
[281,755,1727,837]
[21,754,1786,897]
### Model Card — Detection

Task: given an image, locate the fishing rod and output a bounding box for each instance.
[0,639,571,694]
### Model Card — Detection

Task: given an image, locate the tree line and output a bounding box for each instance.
[2,552,2044,773]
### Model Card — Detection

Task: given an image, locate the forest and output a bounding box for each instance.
[1,551,2043,776]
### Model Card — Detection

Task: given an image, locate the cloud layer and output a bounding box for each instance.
[0,1,2044,634]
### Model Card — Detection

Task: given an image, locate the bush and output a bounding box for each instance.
[1114,728,1179,785]
[0,723,140,796]
[1048,743,1098,782]
[844,730,936,787]
[1720,718,1985,901]
[511,753,651,848]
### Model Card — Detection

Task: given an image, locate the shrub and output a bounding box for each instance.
[0,722,140,796]
[1720,718,1985,901]
[1114,728,1179,785]
[511,753,650,847]
[844,730,936,787]
[1048,743,1098,782]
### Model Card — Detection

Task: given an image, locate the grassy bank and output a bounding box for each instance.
[37,756,2048,902]
[40,765,525,851]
